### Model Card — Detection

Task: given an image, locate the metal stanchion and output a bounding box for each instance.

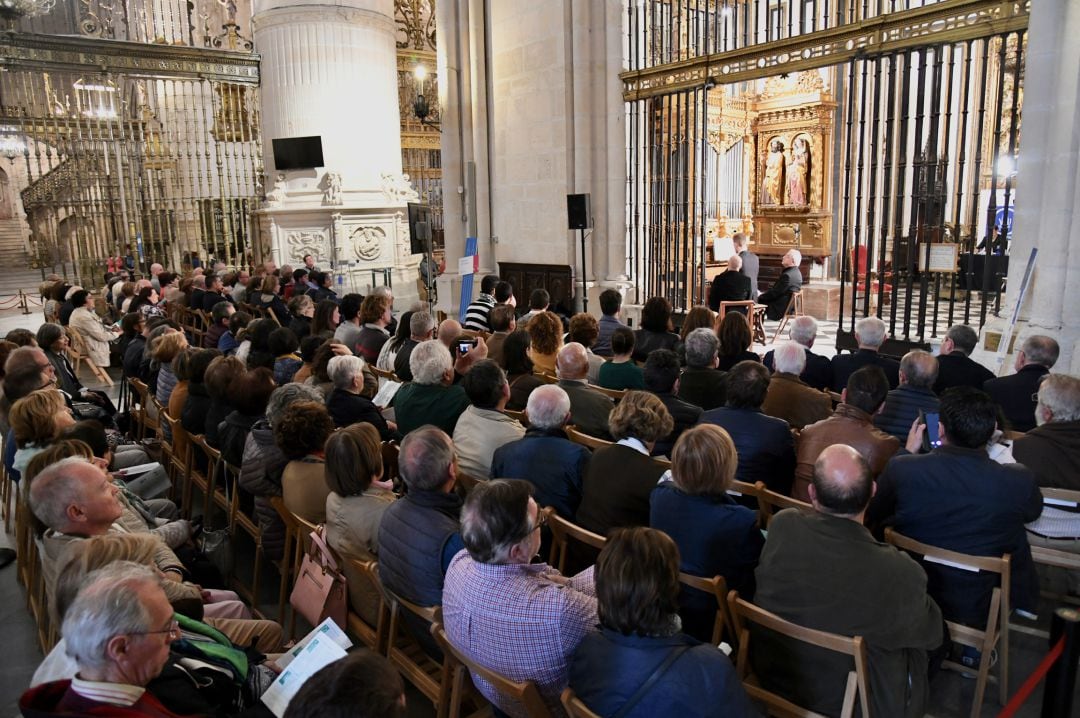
[1042,607,1080,718]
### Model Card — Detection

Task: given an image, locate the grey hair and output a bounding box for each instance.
[525,384,571,430]
[1038,374,1080,422]
[786,249,803,266]
[1022,335,1060,369]
[63,562,161,673]
[683,328,719,368]
[727,255,742,271]
[398,426,455,492]
[773,341,807,375]
[854,317,886,348]
[788,315,818,346]
[327,354,365,391]
[410,339,452,385]
[945,324,979,355]
[900,350,938,389]
[556,342,589,380]
[266,382,325,427]
[371,285,393,299]
[459,479,534,565]
[410,311,435,337]
[29,457,97,531]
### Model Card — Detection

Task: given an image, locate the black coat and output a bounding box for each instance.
[327,388,392,439]
[933,352,995,395]
[654,391,703,457]
[983,364,1050,432]
[698,406,794,494]
[707,270,752,311]
[757,266,803,320]
[831,348,900,392]
[677,366,727,411]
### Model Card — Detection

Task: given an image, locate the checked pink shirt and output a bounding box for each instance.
[442,551,598,717]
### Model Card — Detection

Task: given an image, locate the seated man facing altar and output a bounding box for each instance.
[757,249,803,320]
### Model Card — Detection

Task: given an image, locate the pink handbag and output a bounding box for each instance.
[289,526,348,628]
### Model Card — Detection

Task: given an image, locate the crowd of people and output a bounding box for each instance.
[2,256,1078,718]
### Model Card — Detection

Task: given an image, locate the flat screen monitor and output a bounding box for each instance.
[408,202,431,255]
[272,136,324,170]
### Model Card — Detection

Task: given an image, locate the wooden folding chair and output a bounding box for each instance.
[560,688,601,718]
[381,441,400,485]
[590,385,626,402]
[545,508,607,575]
[227,468,264,609]
[884,528,1010,717]
[65,325,114,386]
[269,496,300,626]
[432,622,552,718]
[728,592,871,718]
[726,480,766,525]
[1,433,11,533]
[534,371,558,385]
[456,472,483,494]
[344,557,389,653]
[500,408,528,425]
[127,378,160,441]
[756,488,813,529]
[188,434,223,522]
[677,573,731,646]
[382,585,446,710]
[565,426,612,452]
[770,290,804,344]
[1028,487,1080,606]
[370,365,401,383]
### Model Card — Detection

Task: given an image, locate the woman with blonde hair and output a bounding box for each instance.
[10,388,74,475]
[649,423,764,641]
[151,329,189,406]
[525,310,563,375]
[576,391,674,536]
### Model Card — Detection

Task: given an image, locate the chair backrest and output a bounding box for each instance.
[432,622,553,718]
[590,385,626,402]
[381,441,400,485]
[545,508,607,574]
[757,488,813,528]
[456,472,483,494]
[501,408,528,425]
[677,572,730,645]
[719,301,756,333]
[560,688,601,718]
[344,557,388,653]
[370,365,399,382]
[534,371,559,385]
[565,426,612,452]
[728,592,871,718]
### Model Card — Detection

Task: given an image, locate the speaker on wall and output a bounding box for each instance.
[407,202,432,255]
[567,193,592,230]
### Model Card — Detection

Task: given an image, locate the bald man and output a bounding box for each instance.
[707,254,752,311]
[556,343,613,440]
[873,350,941,442]
[754,444,943,718]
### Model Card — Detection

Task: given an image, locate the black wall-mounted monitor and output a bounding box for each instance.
[408,202,432,255]
[272,136,325,170]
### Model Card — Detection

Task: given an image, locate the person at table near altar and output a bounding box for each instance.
[757,249,803,321]
[707,255,752,313]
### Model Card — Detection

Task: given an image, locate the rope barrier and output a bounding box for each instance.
[997,636,1065,718]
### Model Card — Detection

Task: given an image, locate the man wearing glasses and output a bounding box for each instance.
[442,479,597,717]
[19,562,182,716]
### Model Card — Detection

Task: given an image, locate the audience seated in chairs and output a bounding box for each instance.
[463,274,499,333]
[10,389,76,476]
[632,296,679,363]
[274,400,335,526]
[392,340,471,436]
[677,306,716,358]
[491,384,589,520]
[568,313,605,384]
[324,423,397,628]
[166,348,193,433]
[503,329,545,411]
[356,294,394,364]
[830,316,900,391]
[291,335,322,384]
[526,310,563,376]
[3,346,60,480]
[242,318,277,371]
[249,273,291,326]
[333,293,365,356]
[120,314,148,380]
[218,367,276,470]
[569,526,755,718]
[36,324,115,415]
[376,309,415,378]
[755,444,944,718]
[708,254,753,312]
[763,315,834,391]
[151,331,188,408]
[453,359,525,480]
[442,479,597,716]
[642,349,701,456]
[676,327,726,411]
[698,360,795,495]
[282,650,406,718]
[556,342,614,441]
[716,311,760,372]
[984,334,1060,432]
[793,366,899,502]
[867,386,1044,626]
[178,349,219,439]
[67,289,119,371]
[203,301,235,350]
[761,340,832,430]
[287,294,315,341]
[63,420,172,506]
[326,354,394,439]
[311,298,340,340]
[202,355,245,449]
[597,326,644,391]
[650,424,764,641]
[392,310,434,382]
[592,289,624,358]
[270,327,303,385]
[934,324,996,395]
[484,304,516,368]
[577,391,673,535]
[874,349,941,442]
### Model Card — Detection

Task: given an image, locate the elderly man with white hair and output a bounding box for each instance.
[757,248,803,320]
[707,254,752,311]
[491,384,591,519]
[677,327,728,410]
[392,339,471,435]
[326,354,394,439]
[761,341,832,429]
[830,315,900,391]
[763,315,833,390]
[19,562,182,716]
[556,342,614,440]
[984,334,1060,432]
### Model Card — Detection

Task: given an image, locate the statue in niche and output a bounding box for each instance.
[786,136,810,207]
[323,172,343,206]
[265,173,286,206]
[761,139,785,206]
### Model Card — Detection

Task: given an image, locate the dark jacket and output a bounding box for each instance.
[289,315,312,341]
[393,338,420,381]
[650,483,763,641]
[867,445,1043,623]
[754,510,943,718]
[203,322,227,350]
[569,630,757,718]
[250,292,291,326]
[1012,420,1080,491]
[491,427,590,519]
[593,315,623,357]
[122,335,147,379]
[983,364,1050,432]
[653,392,702,457]
[874,385,940,442]
[739,249,760,298]
[632,329,680,364]
[763,346,833,391]
[557,380,614,441]
[577,444,666,535]
[717,350,761,373]
[378,490,462,607]
[217,410,260,469]
[830,348,900,392]
[708,270,752,311]
[933,351,995,395]
[327,388,392,439]
[392,382,470,436]
[45,349,83,397]
[698,407,795,494]
[676,366,727,411]
[356,326,390,364]
[202,290,232,314]
[189,288,206,314]
[757,266,802,320]
[180,383,212,438]
[238,417,288,561]
[204,398,233,449]
[506,373,544,412]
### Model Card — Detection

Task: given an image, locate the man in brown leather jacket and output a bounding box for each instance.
[792,365,900,501]
[761,340,832,430]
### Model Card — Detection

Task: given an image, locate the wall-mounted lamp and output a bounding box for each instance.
[412,64,440,131]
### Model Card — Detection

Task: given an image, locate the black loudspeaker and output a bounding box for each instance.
[408,202,432,255]
[567,193,592,230]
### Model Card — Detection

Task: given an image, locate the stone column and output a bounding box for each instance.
[252,0,421,305]
[978,0,1080,375]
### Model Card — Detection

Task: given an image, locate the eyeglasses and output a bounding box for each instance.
[531,510,548,533]
[132,619,180,640]
[1031,393,1040,403]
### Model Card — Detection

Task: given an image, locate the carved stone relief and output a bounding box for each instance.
[381,172,420,204]
[285,229,328,264]
[351,225,386,261]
